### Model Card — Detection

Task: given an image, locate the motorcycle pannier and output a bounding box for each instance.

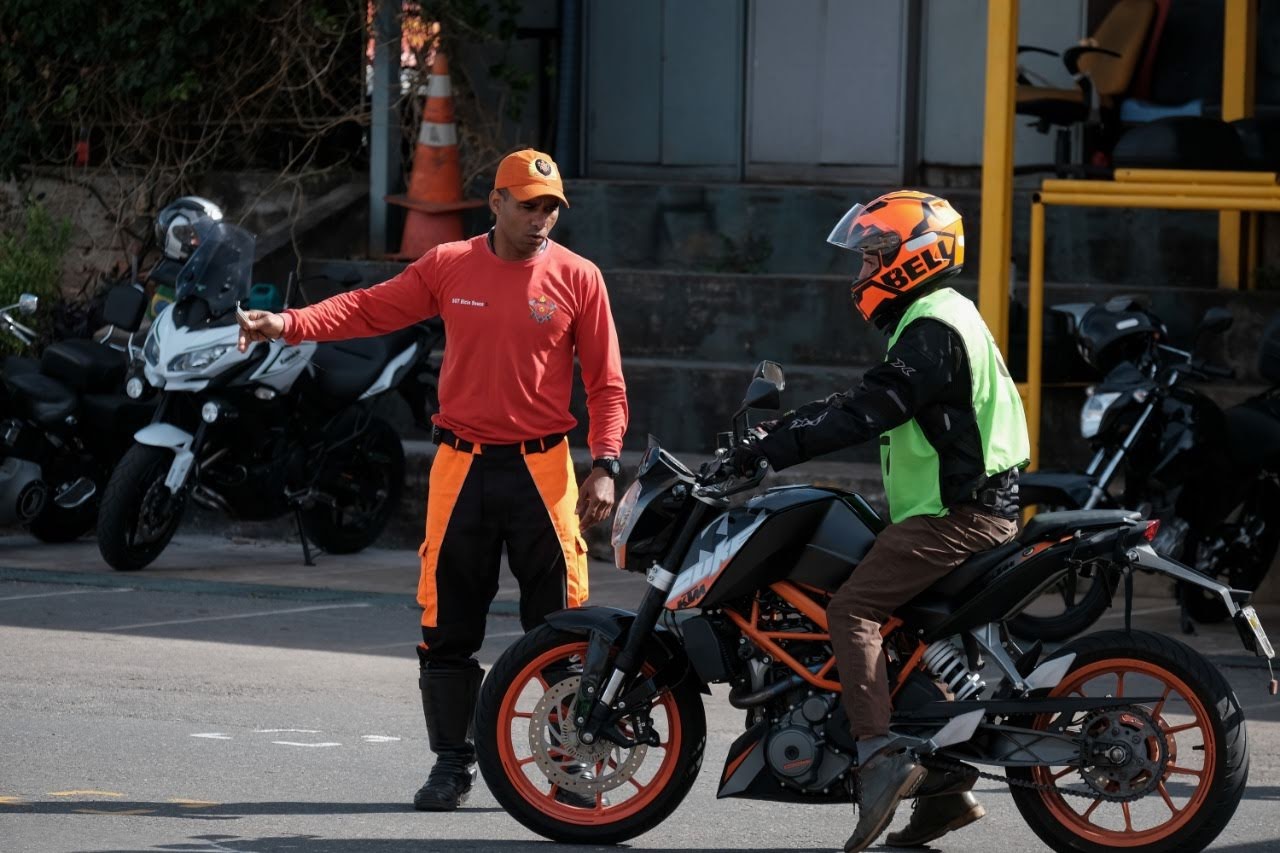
[1261,313,1280,385]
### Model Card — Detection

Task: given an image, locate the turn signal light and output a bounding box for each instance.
[1143,520,1161,541]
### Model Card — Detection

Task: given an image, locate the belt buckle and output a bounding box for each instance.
[430,424,441,444]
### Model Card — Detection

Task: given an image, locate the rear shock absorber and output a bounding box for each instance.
[922,640,986,700]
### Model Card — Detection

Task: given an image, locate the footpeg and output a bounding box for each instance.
[53,477,95,509]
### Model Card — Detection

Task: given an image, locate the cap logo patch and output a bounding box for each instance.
[533,158,554,178]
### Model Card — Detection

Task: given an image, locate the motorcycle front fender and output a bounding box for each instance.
[545,605,708,694]
[133,423,195,494]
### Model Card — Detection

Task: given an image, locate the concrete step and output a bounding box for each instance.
[551,178,1232,289]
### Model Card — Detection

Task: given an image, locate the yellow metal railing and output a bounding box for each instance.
[1019,168,1280,469]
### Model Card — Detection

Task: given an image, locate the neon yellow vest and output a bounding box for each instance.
[881,287,1030,522]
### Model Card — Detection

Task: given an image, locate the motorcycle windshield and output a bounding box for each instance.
[173,219,255,318]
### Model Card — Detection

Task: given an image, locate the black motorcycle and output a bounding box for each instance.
[0,285,156,541]
[474,361,1272,853]
[1014,297,1280,640]
[96,218,442,570]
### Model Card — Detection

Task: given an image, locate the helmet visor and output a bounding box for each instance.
[826,203,903,254]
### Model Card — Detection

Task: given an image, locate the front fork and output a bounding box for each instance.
[574,500,711,745]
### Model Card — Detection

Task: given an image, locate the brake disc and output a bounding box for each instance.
[527,675,649,795]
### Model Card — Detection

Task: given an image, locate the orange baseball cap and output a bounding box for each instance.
[494,149,569,207]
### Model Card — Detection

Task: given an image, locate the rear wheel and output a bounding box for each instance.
[1008,630,1248,852]
[301,416,403,554]
[475,625,706,844]
[96,445,188,571]
[1008,566,1111,642]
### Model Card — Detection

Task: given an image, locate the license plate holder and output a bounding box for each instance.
[1239,605,1276,659]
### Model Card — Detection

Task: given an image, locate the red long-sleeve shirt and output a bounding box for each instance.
[280,234,628,457]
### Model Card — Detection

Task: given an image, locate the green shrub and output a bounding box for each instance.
[0,202,71,355]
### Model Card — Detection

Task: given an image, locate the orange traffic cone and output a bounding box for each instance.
[386,51,484,259]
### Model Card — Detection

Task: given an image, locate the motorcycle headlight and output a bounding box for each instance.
[169,344,231,373]
[1080,390,1122,439]
[143,330,160,366]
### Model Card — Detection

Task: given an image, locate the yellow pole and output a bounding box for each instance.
[1026,200,1044,472]
[1115,168,1275,185]
[1219,0,1257,288]
[978,0,1019,351]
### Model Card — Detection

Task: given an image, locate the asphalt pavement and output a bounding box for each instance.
[2,531,1279,853]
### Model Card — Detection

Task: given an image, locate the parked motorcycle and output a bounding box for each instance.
[97,216,442,571]
[474,361,1273,852]
[1012,297,1280,640]
[0,285,156,541]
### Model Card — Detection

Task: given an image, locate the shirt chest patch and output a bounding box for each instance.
[529,294,559,324]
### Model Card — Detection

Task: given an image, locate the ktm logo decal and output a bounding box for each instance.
[529,294,558,323]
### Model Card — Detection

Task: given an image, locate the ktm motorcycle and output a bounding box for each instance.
[475,361,1274,853]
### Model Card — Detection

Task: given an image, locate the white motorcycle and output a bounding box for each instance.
[97,218,442,571]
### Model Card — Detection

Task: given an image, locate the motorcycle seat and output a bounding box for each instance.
[1018,509,1139,544]
[41,339,128,393]
[311,328,420,404]
[6,371,77,427]
[922,539,1025,599]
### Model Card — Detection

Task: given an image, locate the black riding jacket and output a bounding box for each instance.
[754,315,1020,517]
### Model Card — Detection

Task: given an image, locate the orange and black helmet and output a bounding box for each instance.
[827,190,965,322]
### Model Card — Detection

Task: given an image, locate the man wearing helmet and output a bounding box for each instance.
[732,191,1030,852]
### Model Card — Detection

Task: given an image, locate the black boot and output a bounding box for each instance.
[413,654,483,812]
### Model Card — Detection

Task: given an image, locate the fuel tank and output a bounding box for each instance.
[665,486,882,611]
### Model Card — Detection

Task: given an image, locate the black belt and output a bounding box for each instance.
[432,426,565,457]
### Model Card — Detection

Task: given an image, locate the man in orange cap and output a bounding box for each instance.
[237,148,628,812]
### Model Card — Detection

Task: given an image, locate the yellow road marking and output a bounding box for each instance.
[50,790,125,798]
[73,808,155,815]
[0,796,26,805]
[168,799,219,808]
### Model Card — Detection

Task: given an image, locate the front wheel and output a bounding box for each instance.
[475,625,706,844]
[96,445,188,571]
[1008,629,1248,853]
[300,416,404,554]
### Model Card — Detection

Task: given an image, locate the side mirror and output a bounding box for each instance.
[1197,306,1233,338]
[739,360,785,413]
[741,377,782,412]
[18,293,38,315]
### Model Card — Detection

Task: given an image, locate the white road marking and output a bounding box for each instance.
[191,733,232,740]
[361,735,400,743]
[255,729,320,734]
[0,588,131,603]
[272,741,341,748]
[106,602,370,631]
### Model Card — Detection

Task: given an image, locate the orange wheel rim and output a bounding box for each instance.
[1031,658,1217,846]
[494,642,683,825]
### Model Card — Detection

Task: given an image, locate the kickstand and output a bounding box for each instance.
[295,508,316,567]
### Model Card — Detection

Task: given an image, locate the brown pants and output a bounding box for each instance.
[827,503,1018,738]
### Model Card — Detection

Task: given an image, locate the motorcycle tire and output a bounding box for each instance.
[1007,568,1111,642]
[96,445,188,571]
[28,500,96,543]
[475,625,706,845]
[1008,629,1248,853]
[300,416,404,554]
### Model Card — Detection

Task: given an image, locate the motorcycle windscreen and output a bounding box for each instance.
[174,219,255,318]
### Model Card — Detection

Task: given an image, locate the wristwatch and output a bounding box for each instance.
[592,456,622,479]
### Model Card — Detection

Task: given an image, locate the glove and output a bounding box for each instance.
[725,443,769,478]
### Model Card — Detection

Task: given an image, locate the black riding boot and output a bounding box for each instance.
[413,653,483,812]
